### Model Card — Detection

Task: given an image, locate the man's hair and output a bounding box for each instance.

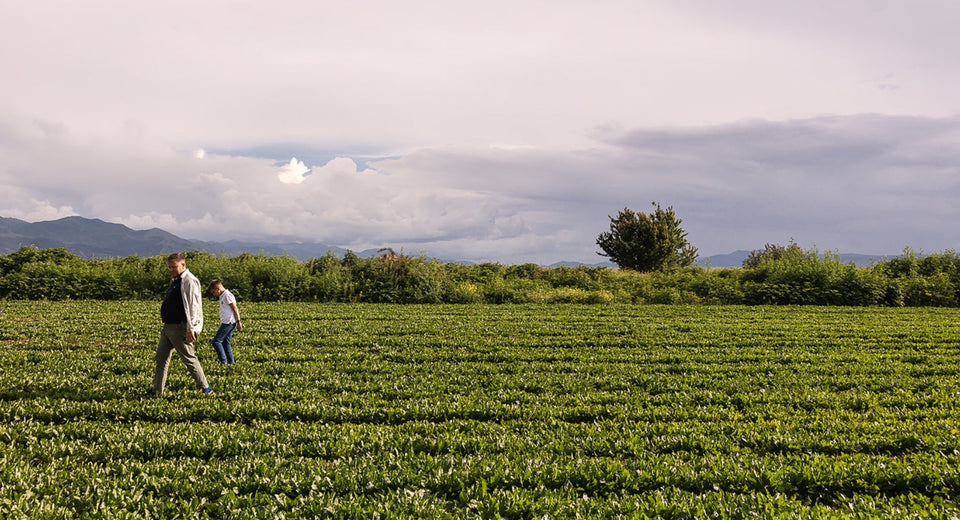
[207,279,223,292]
[166,252,186,262]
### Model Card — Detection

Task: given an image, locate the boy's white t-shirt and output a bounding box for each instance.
[218,289,237,324]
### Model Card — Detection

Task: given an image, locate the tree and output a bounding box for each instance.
[742,241,805,268]
[596,203,698,272]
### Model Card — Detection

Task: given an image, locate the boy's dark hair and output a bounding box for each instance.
[207,279,223,292]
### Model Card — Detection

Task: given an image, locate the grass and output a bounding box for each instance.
[1,301,959,518]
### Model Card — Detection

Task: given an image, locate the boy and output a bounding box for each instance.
[207,279,243,364]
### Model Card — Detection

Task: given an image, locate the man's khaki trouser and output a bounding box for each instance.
[153,323,209,393]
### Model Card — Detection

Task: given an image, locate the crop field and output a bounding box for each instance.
[1,301,960,518]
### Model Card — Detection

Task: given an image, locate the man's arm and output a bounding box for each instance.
[181,272,204,339]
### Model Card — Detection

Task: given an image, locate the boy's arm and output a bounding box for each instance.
[230,302,242,330]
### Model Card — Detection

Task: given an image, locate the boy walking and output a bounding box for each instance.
[207,279,243,364]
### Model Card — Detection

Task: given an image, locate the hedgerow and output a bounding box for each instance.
[3,245,960,305]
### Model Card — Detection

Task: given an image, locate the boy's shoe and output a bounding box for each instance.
[140,389,157,400]
[202,387,214,395]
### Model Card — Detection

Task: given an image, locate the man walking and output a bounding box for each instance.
[147,252,213,396]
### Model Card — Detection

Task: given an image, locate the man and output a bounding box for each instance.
[146,252,213,396]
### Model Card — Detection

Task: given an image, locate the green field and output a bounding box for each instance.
[1,301,959,518]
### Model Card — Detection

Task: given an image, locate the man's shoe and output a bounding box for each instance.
[202,387,214,395]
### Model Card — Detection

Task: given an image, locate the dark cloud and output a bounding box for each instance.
[3,111,960,264]
[596,116,960,256]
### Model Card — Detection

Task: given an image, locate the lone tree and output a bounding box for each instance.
[596,203,698,271]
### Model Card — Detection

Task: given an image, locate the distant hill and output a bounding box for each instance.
[0,216,197,258]
[548,260,616,268]
[697,250,752,268]
[0,216,356,260]
[697,249,892,268]
[0,216,895,267]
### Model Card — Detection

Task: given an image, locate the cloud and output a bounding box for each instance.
[0,196,78,223]
[4,110,960,263]
[596,115,960,254]
[121,213,181,232]
[4,3,960,263]
[309,157,379,180]
[5,1,960,152]
[277,158,310,184]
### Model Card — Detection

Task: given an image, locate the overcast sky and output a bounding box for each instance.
[2,1,960,264]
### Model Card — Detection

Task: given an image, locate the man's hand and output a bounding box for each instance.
[186,330,196,343]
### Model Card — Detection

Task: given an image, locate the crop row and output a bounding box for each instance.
[1,302,960,517]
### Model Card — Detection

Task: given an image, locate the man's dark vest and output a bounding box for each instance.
[160,276,187,324]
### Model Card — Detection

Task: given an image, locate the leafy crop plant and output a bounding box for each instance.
[0,301,958,517]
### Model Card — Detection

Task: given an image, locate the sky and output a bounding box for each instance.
[2,0,960,265]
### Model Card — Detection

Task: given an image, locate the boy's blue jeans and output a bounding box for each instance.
[211,322,237,364]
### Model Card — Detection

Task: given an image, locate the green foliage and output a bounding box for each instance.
[873,247,960,306]
[5,244,960,306]
[351,251,445,303]
[742,241,806,268]
[0,247,123,300]
[2,302,960,517]
[740,247,884,305]
[596,203,699,272]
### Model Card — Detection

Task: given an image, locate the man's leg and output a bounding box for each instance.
[153,325,176,393]
[170,323,210,390]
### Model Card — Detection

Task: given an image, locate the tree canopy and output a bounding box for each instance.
[596,203,698,272]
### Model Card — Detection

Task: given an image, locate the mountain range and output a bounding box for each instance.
[0,216,359,260]
[0,216,890,268]
[692,249,891,268]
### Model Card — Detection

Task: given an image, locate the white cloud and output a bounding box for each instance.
[4,1,960,151]
[0,197,78,222]
[277,157,310,184]
[119,213,180,232]
[3,3,960,263]
[5,111,960,263]
[199,172,234,188]
[311,157,379,179]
